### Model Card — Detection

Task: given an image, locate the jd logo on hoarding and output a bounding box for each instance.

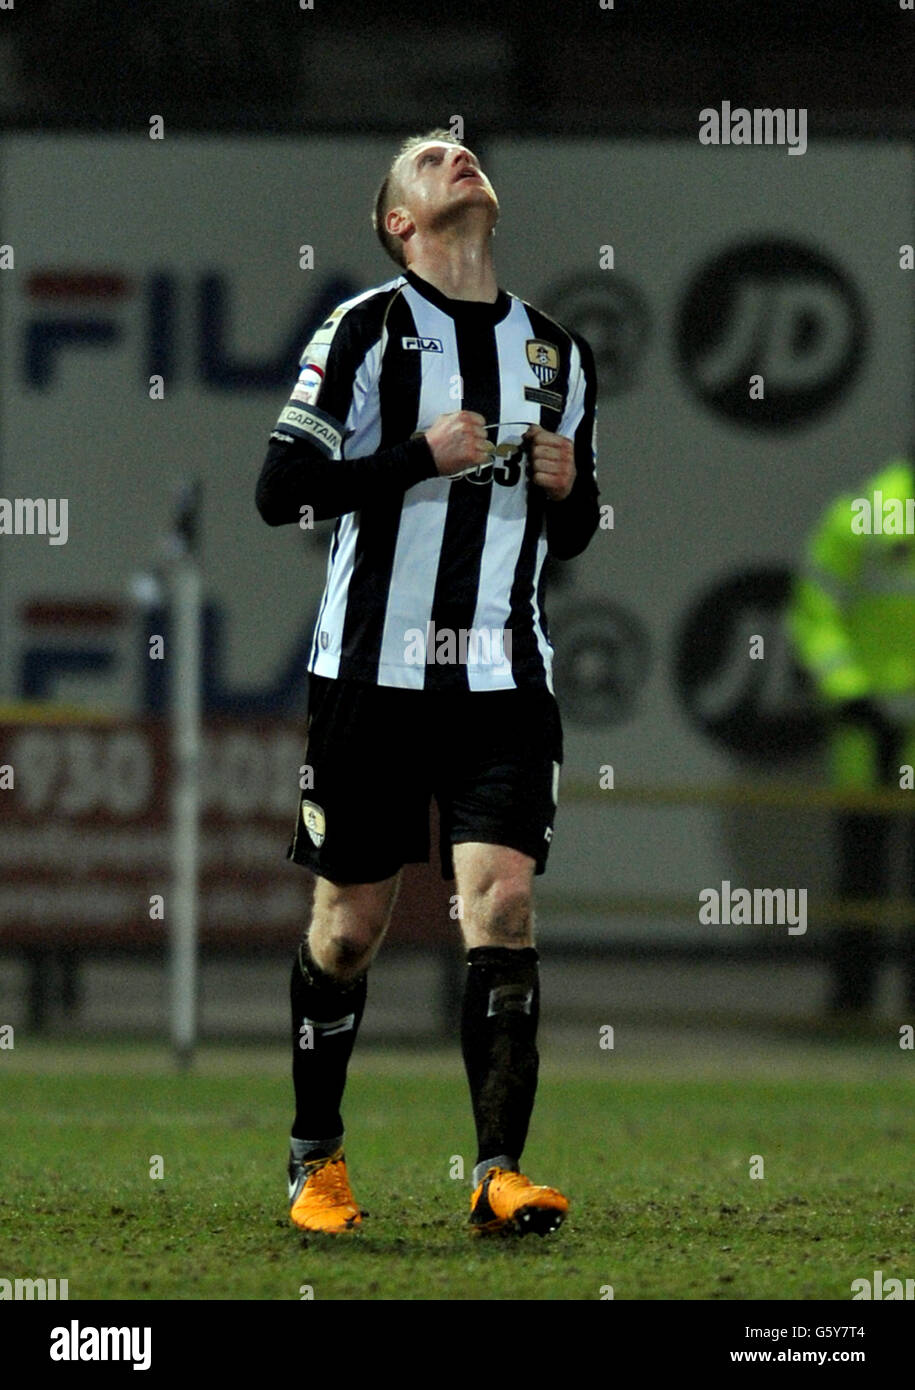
[674,566,821,759]
[676,238,866,428]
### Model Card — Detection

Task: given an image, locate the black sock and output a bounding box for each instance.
[460,945,540,1172]
[290,939,367,1141]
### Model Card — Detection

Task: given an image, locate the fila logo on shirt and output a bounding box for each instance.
[401,336,444,352]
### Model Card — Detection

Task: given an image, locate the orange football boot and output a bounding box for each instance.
[469,1165,569,1236]
[288,1147,364,1233]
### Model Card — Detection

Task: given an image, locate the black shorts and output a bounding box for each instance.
[287,674,563,884]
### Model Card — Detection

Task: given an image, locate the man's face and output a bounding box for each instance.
[388,141,499,242]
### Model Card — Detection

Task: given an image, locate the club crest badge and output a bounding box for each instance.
[526,338,560,386]
[301,800,326,847]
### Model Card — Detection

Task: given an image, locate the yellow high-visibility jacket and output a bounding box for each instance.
[788,460,915,703]
[787,460,915,785]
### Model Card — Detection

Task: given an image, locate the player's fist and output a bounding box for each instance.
[423,411,491,477]
[524,424,575,500]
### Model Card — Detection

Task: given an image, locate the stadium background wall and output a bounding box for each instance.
[0,134,912,959]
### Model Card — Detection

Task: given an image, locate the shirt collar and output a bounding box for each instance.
[404,269,512,324]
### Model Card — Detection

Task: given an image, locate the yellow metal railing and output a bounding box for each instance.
[560,779,915,812]
[544,780,915,925]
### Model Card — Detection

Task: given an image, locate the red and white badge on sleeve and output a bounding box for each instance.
[291,363,325,406]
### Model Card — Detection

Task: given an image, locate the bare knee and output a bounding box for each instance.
[308,872,400,981]
[311,931,372,981]
[465,878,533,949]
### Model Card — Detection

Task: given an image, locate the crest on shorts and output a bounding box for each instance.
[526,339,560,386]
[301,800,326,847]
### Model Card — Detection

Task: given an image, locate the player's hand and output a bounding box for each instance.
[423,411,491,477]
[524,424,575,500]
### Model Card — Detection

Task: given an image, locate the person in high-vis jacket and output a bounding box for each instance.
[787,458,915,1014]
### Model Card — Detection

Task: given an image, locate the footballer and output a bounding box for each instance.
[255,128,600,1236]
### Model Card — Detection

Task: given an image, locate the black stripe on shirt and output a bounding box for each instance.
[338,289,421,680]
[505,485,548,686]
[424,314,502,692]
[524,303,572,437]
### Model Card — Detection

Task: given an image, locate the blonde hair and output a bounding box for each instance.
[372,128,465,268]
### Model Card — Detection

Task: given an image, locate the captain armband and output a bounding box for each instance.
[272,401,345,459]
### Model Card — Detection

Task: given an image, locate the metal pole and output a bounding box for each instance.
[168,483,202,1068]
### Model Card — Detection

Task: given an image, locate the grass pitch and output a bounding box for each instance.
[2,1041,913,1300]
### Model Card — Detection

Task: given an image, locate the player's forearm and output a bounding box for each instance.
[545,470,600,559]
[255,434,438,525]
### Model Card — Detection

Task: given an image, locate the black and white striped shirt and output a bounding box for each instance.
[256,269,599,693]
